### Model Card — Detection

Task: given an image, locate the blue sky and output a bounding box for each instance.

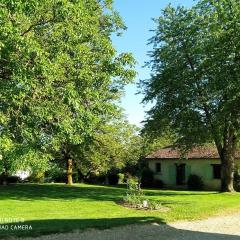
[112,0,194,126]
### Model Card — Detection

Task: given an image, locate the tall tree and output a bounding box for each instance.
[141,0,240,192]
[0,0,135,184]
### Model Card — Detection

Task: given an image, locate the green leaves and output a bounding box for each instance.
[0,0,136,171]
[142,0,240,149]
[76,119,141,176]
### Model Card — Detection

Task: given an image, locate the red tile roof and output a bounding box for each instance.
[146,146,240,160]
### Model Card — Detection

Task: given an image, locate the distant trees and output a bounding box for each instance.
[0,0,135,183]
[74,119,142,181]
[141,0,240,192]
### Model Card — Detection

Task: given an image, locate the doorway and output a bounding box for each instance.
[176,164,186,185]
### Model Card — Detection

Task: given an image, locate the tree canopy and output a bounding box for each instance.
[141,0,240,191]
[74,119,141,177]
[0,0,135,181]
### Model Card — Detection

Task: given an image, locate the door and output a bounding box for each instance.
[176,164,186,185]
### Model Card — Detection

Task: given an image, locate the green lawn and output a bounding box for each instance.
[0,183,240,238]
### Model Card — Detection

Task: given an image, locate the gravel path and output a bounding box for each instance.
[20,214,240,240]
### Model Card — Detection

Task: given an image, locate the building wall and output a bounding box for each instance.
[148,158,240,190]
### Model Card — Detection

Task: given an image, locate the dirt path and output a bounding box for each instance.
[20,214,240,240]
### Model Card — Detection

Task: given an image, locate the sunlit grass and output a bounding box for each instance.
[0,183,239,238]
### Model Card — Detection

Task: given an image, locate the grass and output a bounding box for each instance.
[0,183,240,238]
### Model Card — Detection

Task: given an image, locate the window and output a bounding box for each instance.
[155,163,161,173]
[212,164,221,179]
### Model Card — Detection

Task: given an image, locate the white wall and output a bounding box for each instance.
[148,158,225,190]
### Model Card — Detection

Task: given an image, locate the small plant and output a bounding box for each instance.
[123,194,143,208]
[187,174,204,190]
[123,178,163,210]
[123,178,145,208]
[148,200,162,210]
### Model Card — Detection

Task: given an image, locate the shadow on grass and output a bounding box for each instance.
[144,189,219,197]
[0,217,239,240]
[0,217,162,239]
[0,184,125,201]
[0,183,220,202]
[0,184,222,211]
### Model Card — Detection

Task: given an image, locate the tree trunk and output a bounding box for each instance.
[219,128,236,192]
[221,149,235,192]
[66,158,73,185]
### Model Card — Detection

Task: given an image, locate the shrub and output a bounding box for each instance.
[108,173,119,185]
[123,193,143,208]
[7,176,21,184]
[45,164,65,183]
[140,167,154,188]
[0,173,8,185]
[118,173,125,184]
[123,178,144,208]
[27,172,45,183]
[153,179,165,189]
[187,174,204,190]
[123,178,162,210]
[84,174,106,184]
[127,177,141,192]
[72,172,79,183]
[123,172,135,183]
[51,172,66,183]
[46,164,78,183]
[0,174,21,185]
[96,175,107,184]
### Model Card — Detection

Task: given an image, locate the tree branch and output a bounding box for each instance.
[20,18,53,36]
[182,43,223,152]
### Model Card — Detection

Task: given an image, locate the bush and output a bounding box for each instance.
[123,178,144,208]
[108,173,119,185]
[53,172,79,183]
[187,174,204,190]
[118,173,125,184]
[0,174,20,185]
[27,172,45,183]
[84,174,106,184]
[127,177,141,192]
[51,172,66,183]
[153,179,165,189]
[72,172,79,183]
[140,167,154,188]
[45,164,65,183]
[123,172,135,183]
[123,193,143,208]
[123,178,162,210]
[0,173,8,185]
[7,176,21,184]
